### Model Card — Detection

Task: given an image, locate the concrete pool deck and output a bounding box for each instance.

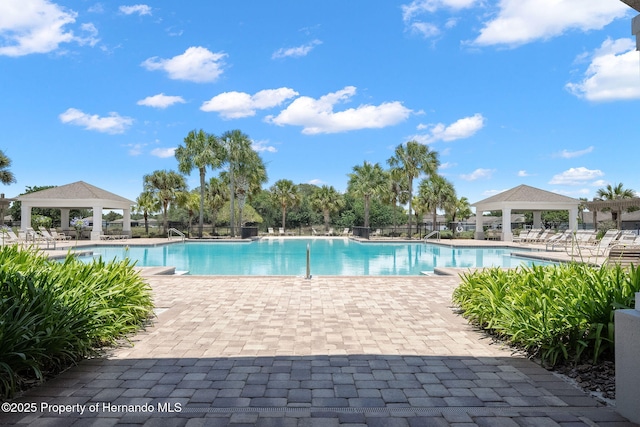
[1,273,636,426]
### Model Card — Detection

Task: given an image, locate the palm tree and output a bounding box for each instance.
[595,183,636,229]
[206,176,228,235]
[310,185,344,233]
[143,170,187,235]
[175,129,223,238]
[134,191,159,235]
[0,150,16,185]
[417,175,455,235]
[235,150,267,230]
[387,140,439,238]
[447,196,472,236]
[271,179,300,230]
[347,161,387,229]
[385,169,409,235]
[176,190,201,237]
[220,130,264,236]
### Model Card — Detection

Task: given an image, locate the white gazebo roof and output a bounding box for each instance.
[472,184,579,212]
[17,181,134,209]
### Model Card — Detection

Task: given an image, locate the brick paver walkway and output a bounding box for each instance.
[1,275,635,426]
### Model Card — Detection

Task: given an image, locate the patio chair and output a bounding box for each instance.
[279,227,286,236]
[342,228,350,236]
[617,231,638,246]
[514,229,531,243]
[325,228,335,236]
[50,228,71,240]
[3,229,21,244]
[38,227,58,242]
[268,227,275,236]
[312,228,319,236]
[607,245,640,269]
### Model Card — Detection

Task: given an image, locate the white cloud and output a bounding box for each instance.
[566,38,640,102]
[439,161,457,169]
[401,0,477,39]
[517,170,530,177]
[555,146,594,159]
[59,108,133,134]
[201,88,298,119]
[591,179,609,187]
[251,140,277,153]
[150,147,176,158]
[119,4,152,16]
[125,143,145,156]
[0,0,100,56]
[266,86,412,134]
[472,0,628,47]
[308,179,324,186]
[548,167,604,185]
[416,113,485,143]
[272,40,322,59]
[460,168,494,181]
[137,93,186,109]
[141,47,227,83]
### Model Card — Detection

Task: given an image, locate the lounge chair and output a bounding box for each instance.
[520,228,542,243]
[279,227,286,236]
[342,228,350,236]
[50,229,71,240]
[312,228,319,236]
[268,227,275,236]
[514,229,531,243]
[325,228,335,236]
[531,229,554,243]
[545,230,572,250]
[3,229,21,244]
[586,230,620,256]
[617,231,638,246]
[607,245,640,269]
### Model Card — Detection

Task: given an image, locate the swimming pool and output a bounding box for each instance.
[79,239,551,276]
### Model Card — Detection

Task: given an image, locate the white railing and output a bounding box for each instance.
[168,228,185,242]
[424,230,440,242]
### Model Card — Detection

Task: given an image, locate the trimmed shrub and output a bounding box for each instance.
[452,263,640,366]
[0,245,153,398]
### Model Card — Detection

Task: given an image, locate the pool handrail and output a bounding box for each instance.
[168,228,185,242]
[424,230,440,242]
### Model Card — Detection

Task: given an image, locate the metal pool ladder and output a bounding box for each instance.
[168,228,185,242]
[424,230,440,242]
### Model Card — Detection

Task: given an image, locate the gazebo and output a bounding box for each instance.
[471,184,579,242]
[17,181,134,241]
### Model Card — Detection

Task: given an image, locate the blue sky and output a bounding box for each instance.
[1,0,639,208]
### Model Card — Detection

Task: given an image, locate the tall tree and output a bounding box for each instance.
[134,191,159,235]
[175,129,222,238]
[447,196,472,235]
[385,169,409,234]
[143,170,187,235]
[0,150,16,185]
[417,175,455,234]
[271,179,300,230]
[387,140,439,238]
[206,176,228,235]
[347,161,387,229]
[176,190,201,237]
[220,130,264,236]
[310,185,344,233]
[595,183,636,229]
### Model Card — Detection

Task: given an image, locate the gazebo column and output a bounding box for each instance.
[533,211,542,229]
[569,208,578,232]
[20,202,32,233]
[123,208,132,237]
[91,206,103,241]
[474,210,485,240]
[60,209,70,231]
[502,208,513,241]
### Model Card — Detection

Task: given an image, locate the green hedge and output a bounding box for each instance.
[0,245,153,398]
[452,263,640,366]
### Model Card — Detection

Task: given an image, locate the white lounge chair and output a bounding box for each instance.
[279,227,286,236]
[50,229,71,241]
[268,227,275,236]
[325,228,335,236]
[342,228,350,236]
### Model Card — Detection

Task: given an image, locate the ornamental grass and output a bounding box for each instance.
[0,245,153,398]
[452,263,640,367]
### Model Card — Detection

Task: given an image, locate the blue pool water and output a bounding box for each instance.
[79,239,551,276]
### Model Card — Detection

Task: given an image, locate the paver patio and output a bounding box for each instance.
[0,275,636,426]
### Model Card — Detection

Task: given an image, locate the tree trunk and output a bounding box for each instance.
[364,195,370,229]
[323,210,330,232]
[199,168,205,238]
[281,205,286,229]
[407,178,413,239]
